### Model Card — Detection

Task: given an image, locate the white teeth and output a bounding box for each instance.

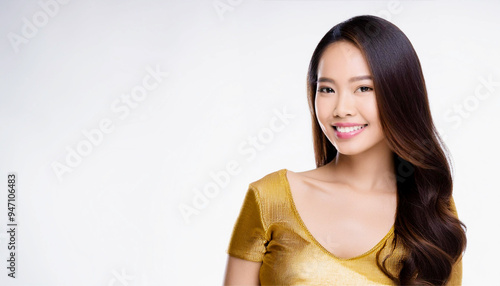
[335,125,366,133]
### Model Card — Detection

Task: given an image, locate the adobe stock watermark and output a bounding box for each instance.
[108,268,134,286]
[369,0,403,22]
[51,65,169,182]
[178,106,296,224]
[213,0,244,21]
[444,73,499,130]
[7,0,70,54]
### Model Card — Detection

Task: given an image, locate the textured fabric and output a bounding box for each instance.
[226,168,462,285]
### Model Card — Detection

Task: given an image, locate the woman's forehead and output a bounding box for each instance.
[317,42,371,80]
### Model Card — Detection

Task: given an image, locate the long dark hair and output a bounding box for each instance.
[306,15,467,285]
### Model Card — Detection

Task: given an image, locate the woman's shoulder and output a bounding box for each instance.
[248,167,318,187]
[248,168,288,193]
[247,167,323,200]
[244,168,312,224]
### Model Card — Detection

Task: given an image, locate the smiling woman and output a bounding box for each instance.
[224,15,466,285]
[315,41,386,156]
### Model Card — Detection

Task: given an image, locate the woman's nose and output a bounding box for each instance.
[333,92,356,118]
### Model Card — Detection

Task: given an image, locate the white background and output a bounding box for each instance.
[0,0,498,285]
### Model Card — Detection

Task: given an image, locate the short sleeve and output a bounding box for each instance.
[446,254,463,285]
[226,184,268,262]
[446,195,463,285]
[449,196,459,218]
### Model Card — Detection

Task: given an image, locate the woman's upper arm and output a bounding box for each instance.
[223,254,262,286]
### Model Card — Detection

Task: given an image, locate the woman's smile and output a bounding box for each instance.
[333,123,368,139]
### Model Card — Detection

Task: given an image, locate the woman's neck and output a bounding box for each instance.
[325,141,396,193]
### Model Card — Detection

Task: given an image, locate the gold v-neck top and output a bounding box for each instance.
[226,168,462,285]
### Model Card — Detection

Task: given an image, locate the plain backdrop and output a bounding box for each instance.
[0,0,498,285]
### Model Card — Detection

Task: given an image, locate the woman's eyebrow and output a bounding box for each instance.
[317,75,372,84]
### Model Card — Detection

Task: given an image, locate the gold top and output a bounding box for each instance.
[227,168,462,285]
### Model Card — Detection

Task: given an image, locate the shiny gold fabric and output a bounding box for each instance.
[226,168,462,285]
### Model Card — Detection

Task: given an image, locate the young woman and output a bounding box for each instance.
[223,15,467,285]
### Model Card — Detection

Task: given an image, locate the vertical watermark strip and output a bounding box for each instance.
[6,173,18,278]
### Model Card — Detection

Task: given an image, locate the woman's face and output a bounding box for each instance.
[315,40,389,156]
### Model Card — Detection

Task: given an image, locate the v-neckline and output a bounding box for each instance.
[280,168,395,261]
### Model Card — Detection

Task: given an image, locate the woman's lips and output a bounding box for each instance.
[333,124,368,139]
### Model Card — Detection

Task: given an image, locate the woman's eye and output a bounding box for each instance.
[358,86,373,92]
[317,87,335,93]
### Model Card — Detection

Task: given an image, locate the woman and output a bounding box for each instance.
[223,15,467,285]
